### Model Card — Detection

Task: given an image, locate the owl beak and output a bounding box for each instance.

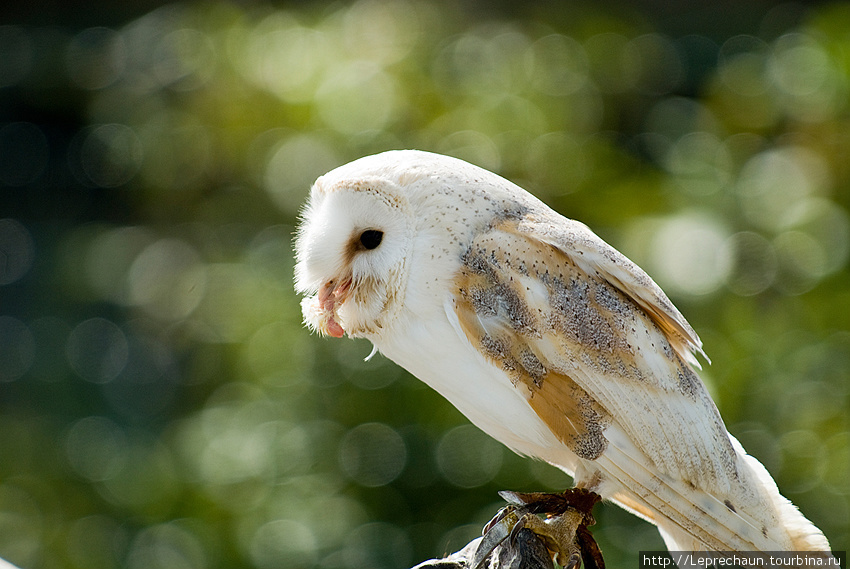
[316,277,352,338]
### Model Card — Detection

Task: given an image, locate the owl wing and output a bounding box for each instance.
[451,214,781,551]
[518,212,708,368]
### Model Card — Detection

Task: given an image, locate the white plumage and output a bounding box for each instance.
[294,150,831,556]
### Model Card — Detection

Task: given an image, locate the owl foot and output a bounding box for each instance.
[472,488,604,569]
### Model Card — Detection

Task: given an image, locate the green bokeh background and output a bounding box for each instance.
[1,1,848,567]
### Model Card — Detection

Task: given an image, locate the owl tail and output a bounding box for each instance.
[734,442,832,553]
[594,434,832,557]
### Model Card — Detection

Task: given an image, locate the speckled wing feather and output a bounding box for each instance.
[452,215,784,550]
[517,211,708,368]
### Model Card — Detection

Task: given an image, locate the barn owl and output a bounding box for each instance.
[294,150,832,557]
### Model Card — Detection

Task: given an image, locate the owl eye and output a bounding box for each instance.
[359,229,383,250]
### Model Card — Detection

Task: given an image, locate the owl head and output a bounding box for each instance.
[294,152,420,339]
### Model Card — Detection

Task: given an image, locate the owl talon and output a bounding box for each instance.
[565,552,582,569]
[472,506,522,569]
[472,490,605,569]
[507,514,527,544]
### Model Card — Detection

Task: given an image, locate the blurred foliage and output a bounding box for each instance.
[1,0,849,568]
